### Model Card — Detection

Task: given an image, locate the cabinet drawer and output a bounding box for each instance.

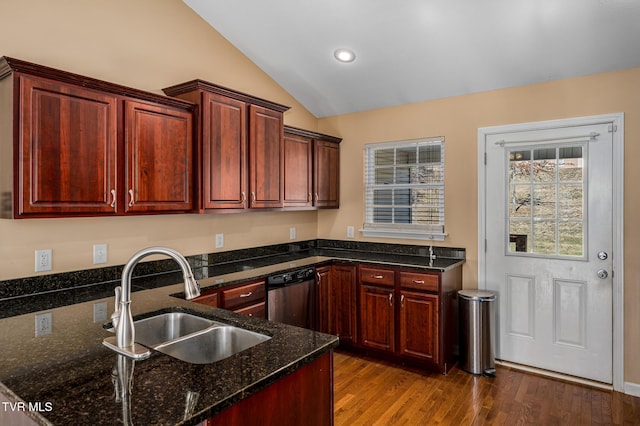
[399,272,439,292]
[220,280,266,311]
[235,302,266,318]
[359,266,395,287]
[192,291,219,307]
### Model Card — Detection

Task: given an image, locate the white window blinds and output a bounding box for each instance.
[363,137,446,240]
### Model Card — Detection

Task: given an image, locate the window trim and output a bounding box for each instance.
[362,137,447,241]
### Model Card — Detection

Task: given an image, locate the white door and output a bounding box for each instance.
[483,122,614,383]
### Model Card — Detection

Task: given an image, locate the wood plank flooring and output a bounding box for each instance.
[333,351,640,425]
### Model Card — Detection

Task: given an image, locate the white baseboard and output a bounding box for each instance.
[624,381,640,397]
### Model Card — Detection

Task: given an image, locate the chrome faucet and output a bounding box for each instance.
[103,247,201,359]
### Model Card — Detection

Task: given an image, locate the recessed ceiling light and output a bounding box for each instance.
[334,48,356,63]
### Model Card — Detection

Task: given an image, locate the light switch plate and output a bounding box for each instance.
[93,301,108,323]
[215,233,224,249]
[347,226,355,238]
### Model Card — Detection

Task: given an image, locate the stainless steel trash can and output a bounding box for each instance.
[458,289,496,376]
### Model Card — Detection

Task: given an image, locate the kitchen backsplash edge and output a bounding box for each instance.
[0,239,464,301]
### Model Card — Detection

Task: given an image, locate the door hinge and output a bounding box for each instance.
[608,124,617,133]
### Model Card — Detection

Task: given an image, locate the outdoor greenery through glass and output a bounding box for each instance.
[508,145,585,257]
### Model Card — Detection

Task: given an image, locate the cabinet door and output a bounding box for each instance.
[202,92,248,209]
[283,132,312,207]
[399,290,439,363]
[329,264,357,343]
[249,105,283,208]
[359,285,395,352]
[124,100,194,212]
[17,75,118,216]
[315,266,331,333]
[313,140,340,208]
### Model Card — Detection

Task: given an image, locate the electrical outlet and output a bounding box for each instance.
[289,227,296,240]
[93,301,108,323]
[35,312,52,336]
[347,226,355,238]
[93,243,107,264]
[35,249,52,272]
[215,233,224,249]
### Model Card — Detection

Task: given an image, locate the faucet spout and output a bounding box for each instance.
[103,247,201,359]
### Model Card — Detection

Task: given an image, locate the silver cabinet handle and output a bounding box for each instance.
[412,280,425,284]
[241,191,246,206]
[316,272,321,283]
[251,191,256,206]
[308,193,312,202]
[401,294,405,306]
[110,189,116,208]
[315,193,319,202]
[372,275,384,279]
[388,293,393,306]
[239,292,253,298]
[128,189,134,207]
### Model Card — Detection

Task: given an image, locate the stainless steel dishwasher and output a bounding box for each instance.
[267,267,316,330]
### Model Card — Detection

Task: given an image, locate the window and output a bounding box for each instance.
[507,144,585,258]
[363,137,446,240]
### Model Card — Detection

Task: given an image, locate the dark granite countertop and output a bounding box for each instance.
[0,240,465,425]
[0,286,338,425]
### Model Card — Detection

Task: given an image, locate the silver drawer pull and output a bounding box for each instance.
[110,189,116,208]
[412,280,425,284]
[128,189,134,207]
[239,292,253,298]
[372,275,384,279]
[388,293,393,306]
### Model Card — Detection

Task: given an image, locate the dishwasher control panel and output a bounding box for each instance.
[267,268,316,287]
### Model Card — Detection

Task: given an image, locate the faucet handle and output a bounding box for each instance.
[112,286,122,327]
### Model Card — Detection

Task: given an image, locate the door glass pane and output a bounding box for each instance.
[507,144,585,258]
[533,184,556,218]
[559,222,584,256]
[533,220,556,255]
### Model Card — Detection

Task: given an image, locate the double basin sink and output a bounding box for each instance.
[108,311,271,364]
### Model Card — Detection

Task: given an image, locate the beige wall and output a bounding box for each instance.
[2,0,639,385]
[0,0,319,279]
[318,67,640,385]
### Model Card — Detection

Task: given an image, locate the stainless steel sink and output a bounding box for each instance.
[154,326,271,364]
[107,311,271,364]
[132,312,220,347]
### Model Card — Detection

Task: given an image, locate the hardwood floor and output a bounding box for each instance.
[333,351,640,425]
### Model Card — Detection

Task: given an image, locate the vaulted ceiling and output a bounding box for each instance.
[184,0,640,118]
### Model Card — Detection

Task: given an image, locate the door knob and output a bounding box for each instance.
[597,269,609,279]
[597,251,608,260]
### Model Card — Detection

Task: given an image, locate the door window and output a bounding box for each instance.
[507,145,586,258]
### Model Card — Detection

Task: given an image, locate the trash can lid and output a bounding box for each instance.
[458,289,496,301]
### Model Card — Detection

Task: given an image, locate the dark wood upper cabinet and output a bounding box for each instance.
[16,75,118,216]
[201,92,247,209]
[124,100,194,213]
[249,105,284,208]
[283,126,341,209]
[313,140,340,208]
[283,131,313,207]
[0,57,196,218]
[163,80,289,212]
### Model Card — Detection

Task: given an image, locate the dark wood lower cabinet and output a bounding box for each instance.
[359,284,395,352]
[328,264,357,344]
[206,352,333,426]
[350,264,462,374]
[399,290,439,363]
